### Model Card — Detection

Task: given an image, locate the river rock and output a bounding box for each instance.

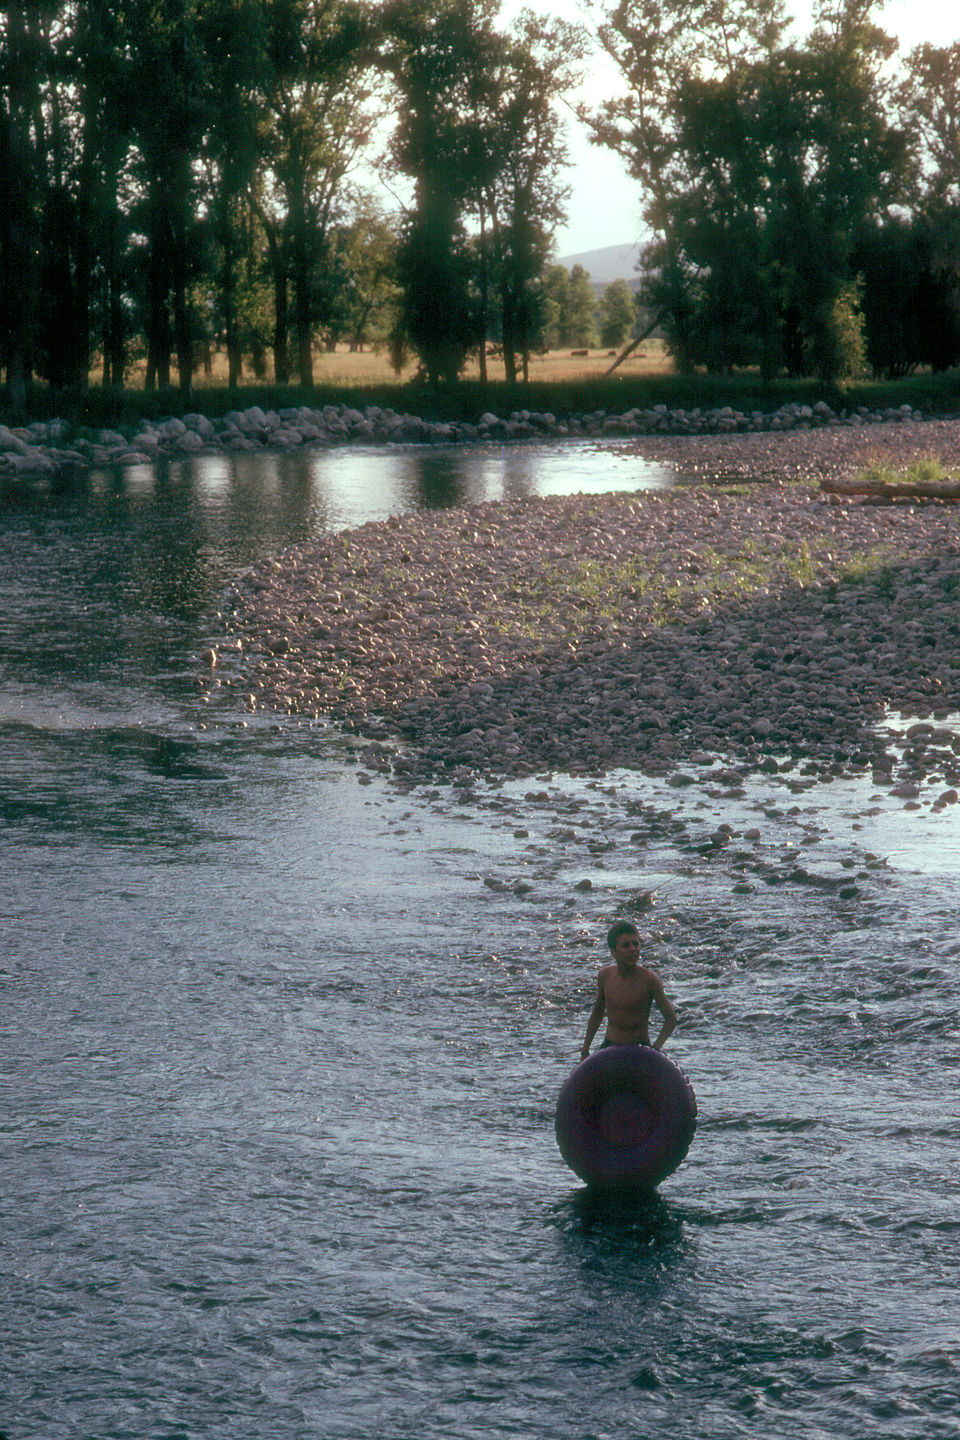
[204,476,960,796]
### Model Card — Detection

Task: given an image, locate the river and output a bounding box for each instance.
[3,439,959,1440]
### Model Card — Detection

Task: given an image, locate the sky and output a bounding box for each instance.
[547,0,960,259]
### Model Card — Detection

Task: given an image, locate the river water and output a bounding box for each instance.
[3,441,960,1440]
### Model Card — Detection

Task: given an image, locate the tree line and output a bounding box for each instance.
[2,0,959,407]
[0,0,587,403]
[588,0,960,381]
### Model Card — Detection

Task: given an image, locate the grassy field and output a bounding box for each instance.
[89,340,675,391]
[7,342,960,429]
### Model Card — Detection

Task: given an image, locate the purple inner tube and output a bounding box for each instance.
[555,1044,697,1190]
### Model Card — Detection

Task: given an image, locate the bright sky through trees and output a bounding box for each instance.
[540,0,959,257]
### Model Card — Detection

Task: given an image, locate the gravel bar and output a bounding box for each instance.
[204,422,960,802]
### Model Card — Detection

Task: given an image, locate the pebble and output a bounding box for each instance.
[12,395,960,810]
[209,464,960,797]
[0,399,951,478]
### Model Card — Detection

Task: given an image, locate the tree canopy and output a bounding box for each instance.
[0,0,583,398]
[583,0,960,379]
[2,0,960,399]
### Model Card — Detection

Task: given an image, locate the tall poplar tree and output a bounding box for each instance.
[585,0,908,378]
[481,12,582,381]
[75,0,139,387]
[256,0,377,388]
[197,0,267,387]
[126,0,211,395]
[566,264,598,348]
[382,0,495,382]
[1,2,46,406]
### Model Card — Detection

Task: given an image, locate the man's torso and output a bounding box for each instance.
[601,963,656,1045]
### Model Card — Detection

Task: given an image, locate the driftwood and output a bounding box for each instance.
[821,475,960,501]
[604,311,667,376]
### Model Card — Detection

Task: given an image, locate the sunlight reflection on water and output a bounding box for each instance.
[5,438,960,1440]
[190,439,679,532]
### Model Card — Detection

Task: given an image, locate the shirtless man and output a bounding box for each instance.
[580,920,678,1061]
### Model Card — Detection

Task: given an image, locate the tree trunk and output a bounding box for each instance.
[604,312,667,375]
[290,191,313,387]
[170,168,193,401]
[821,476,960,500]
[105,263,127,386]
[476,203,489,384]
[502,281,518,384]
[2,112,33,412]
[73,165,92,390]
[2,4,39,412]
[146,262,172,391]
[99,168,126,387]
[222,225,242,388]
[173,276,192,400]
[273,278,289,384]
[293,257,313,387]
[255,204,289,384]
[146,183,172,391]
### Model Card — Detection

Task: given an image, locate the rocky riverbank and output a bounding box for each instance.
[0,395,943,478]
[204,421,960,804]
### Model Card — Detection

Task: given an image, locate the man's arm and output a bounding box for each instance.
[649,973,678,1050]
[580,973,606,1060]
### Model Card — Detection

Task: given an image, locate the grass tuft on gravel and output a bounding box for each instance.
[851,453,956,487]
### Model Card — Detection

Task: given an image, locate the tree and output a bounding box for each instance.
[383,0,580,382]
[539,263,569,348]
[899,43,960,206]
[256,0,378,387]
[586,0,908,378]
[124,0,214,396]
[1,0,111,396]
[0,0,581,396]
[599,277,636,347]
[1,2,47,405]
[857,214,960,375]
[582,0,790,367]
[894,43,960,371]
[479,12,582,381]
[196,0,267,387]
[74,0,142,388]
[382,0,495,382]
[324,209,399,350]
[566,264,598,347]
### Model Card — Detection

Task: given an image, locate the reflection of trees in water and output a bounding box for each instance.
[6,446,672,702]
[408,446,549,510]
[408,452,474,511]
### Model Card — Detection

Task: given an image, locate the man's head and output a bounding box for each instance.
[607,920,639,956]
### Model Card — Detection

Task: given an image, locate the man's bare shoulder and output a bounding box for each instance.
[617,964,663,993]
[601,962,660,988]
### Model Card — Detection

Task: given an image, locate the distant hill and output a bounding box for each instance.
[555,242,643,291]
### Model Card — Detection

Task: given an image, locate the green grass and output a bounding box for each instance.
[468,536,853,649]
[6,366,960,430]
[836,552,905,591]
[851,453,954,487]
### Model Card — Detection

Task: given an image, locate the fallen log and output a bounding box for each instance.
[604,311,667,376]
[822,475,960,501]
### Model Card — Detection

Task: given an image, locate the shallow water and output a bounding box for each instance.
[3,442,960,1439]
